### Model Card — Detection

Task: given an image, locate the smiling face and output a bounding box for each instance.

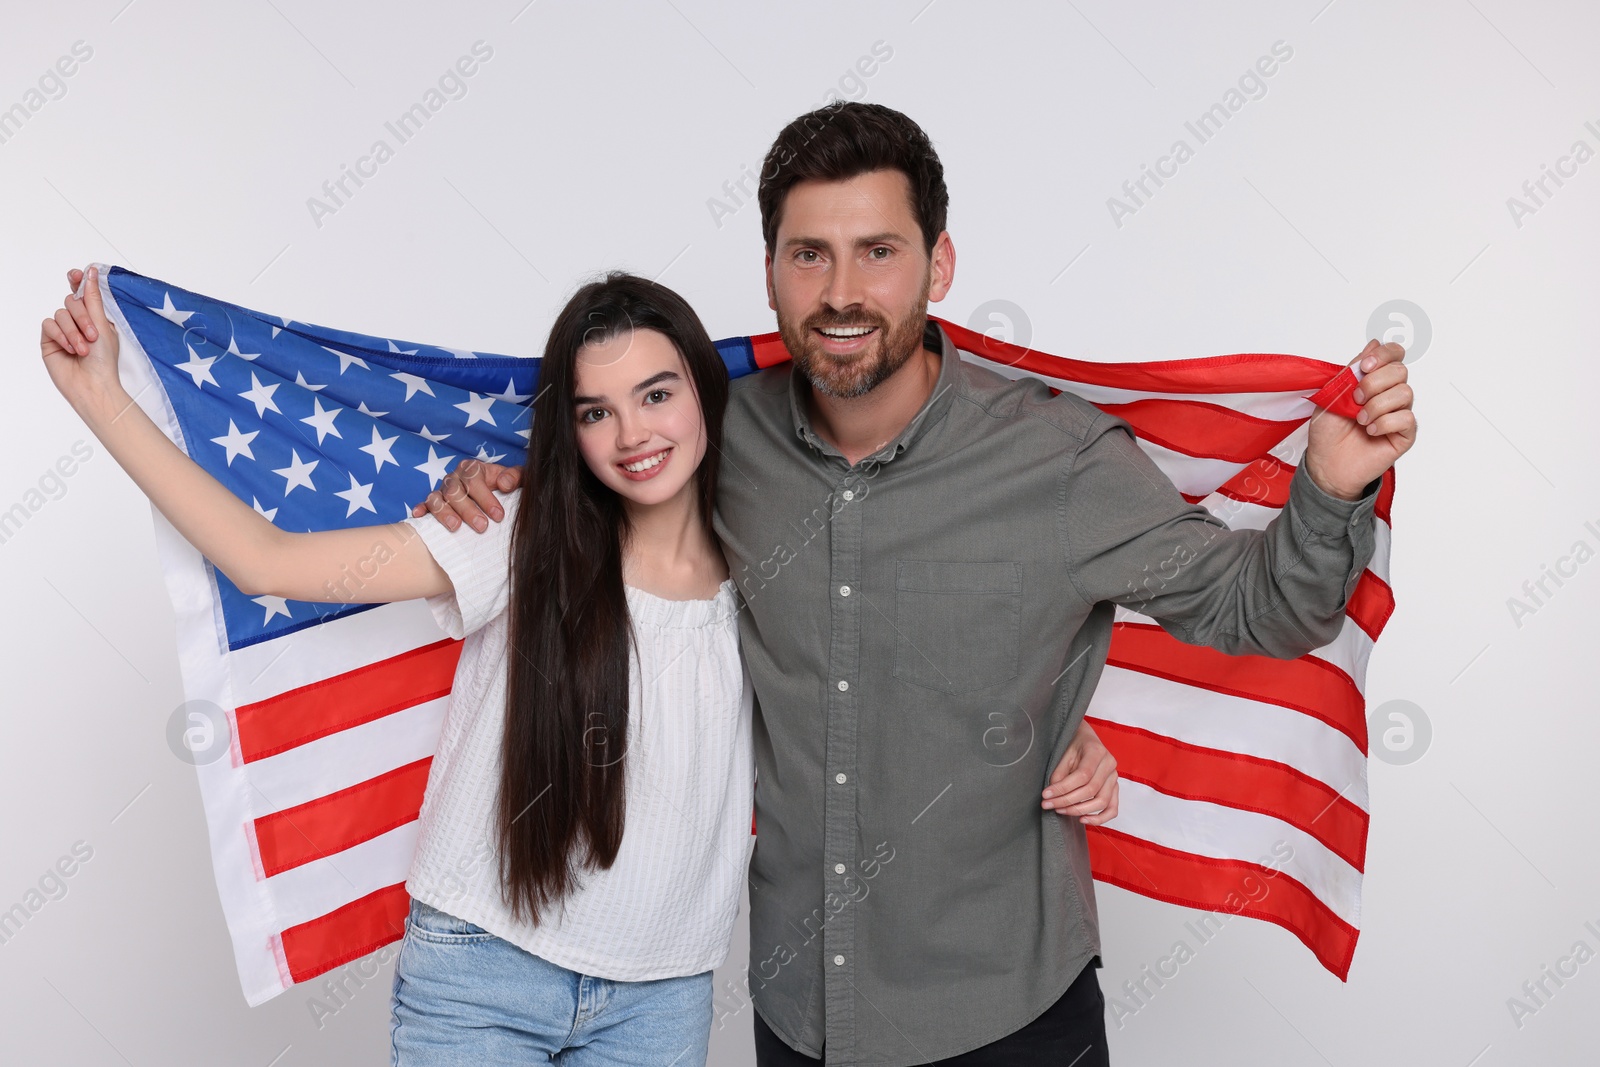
[572,328,707,510]
[765,168,954,398]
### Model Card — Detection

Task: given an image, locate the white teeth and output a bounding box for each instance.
[820,326,874,337]
[622,450,668,473]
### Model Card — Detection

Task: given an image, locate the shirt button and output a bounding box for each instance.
[834,955,845,966]
[835,773,847,784]
[837,679,849,692]
[841,489,854,501]
[839,585,851,597]
[834,863,846,874]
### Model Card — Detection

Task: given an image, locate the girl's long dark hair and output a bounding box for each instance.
[497,271,728,924]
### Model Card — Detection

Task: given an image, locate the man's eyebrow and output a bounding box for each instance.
[781,231,908,250]
[573,369,682,406]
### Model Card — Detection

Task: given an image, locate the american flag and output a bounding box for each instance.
[94,264,1391,1005]
[934,320,1393,982]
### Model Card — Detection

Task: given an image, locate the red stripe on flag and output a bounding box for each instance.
[1345,570,1395,643]
[253,758,433,878]
[1086,827,1359,980]
[750,334,791,369]
[1094,398,1304,465]
[747,319,1350,396]
[1108,623,1364,748]
[1208,453,1396,531]
[935,317,1345,394]
[236,639,462,763]
[279,882,410,985]
[1087,718,1367,870]
[1214,455,1296,509]
[1307,363,1363,421]
[1375,467,1395,526]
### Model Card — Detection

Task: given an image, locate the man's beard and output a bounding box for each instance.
[776,287,930,400]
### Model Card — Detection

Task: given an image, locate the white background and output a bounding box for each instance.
[2,1,1596,1064]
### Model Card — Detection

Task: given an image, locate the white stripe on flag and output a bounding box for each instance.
[229,599,447,704]
[264,822,420,931]
[955,351,1324,423]
[1112,605,1377,694]
[1133,438,1254,497]
[1088,665,1369,811]
[245,696,448,814]
[1111,779,1363,926]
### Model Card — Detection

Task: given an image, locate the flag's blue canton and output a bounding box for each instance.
[108,267,763,651]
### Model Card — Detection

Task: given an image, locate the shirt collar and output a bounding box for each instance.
[787,318,961,467]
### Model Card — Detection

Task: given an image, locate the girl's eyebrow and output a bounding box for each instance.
[630,370,682,395]
[574,370,682,406]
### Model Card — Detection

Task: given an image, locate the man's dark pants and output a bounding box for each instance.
[752,958,1111,1066]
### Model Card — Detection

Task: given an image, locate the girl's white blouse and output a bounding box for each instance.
[401,488,753,980]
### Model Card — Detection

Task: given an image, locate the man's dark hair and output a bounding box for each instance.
[758,101,948,256]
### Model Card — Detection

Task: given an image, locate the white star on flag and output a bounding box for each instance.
[148,292,194,326]
[250,594,292,623]
[475,445,507,464]
[250,497,278,523]
[294,371,327,393]
[454,392,496,427]
[323,346,370,374]
[272,450,318,495]
[333,473,377,518]
[227,337,260,362]
[210,421,258,466]
[176,344,220,389]
[357,401,389,418]
[300,398,343,445]
[488,378,533,405]
[414,446,456,489]
[417,425,450,443]
[238,373,282,417]
[359,426,399,472]
[391,372,435,401]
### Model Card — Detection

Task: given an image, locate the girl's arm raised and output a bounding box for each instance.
[41,265,451,605]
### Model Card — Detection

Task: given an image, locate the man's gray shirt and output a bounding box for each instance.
[712,320,1380,1065]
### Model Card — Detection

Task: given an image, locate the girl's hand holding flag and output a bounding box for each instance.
[39,263,450,607]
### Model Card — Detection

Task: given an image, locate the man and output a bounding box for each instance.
[420,102,1415,1064]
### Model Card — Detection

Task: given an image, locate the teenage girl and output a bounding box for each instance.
[42,266,751,1064]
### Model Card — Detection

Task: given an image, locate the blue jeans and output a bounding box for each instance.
[390,898,713,1066]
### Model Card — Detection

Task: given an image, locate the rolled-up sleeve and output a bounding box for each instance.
[1062,411,1380,659]
[400,488,521,639]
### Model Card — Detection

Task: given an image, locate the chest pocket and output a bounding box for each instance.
[893,561,1022,693]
